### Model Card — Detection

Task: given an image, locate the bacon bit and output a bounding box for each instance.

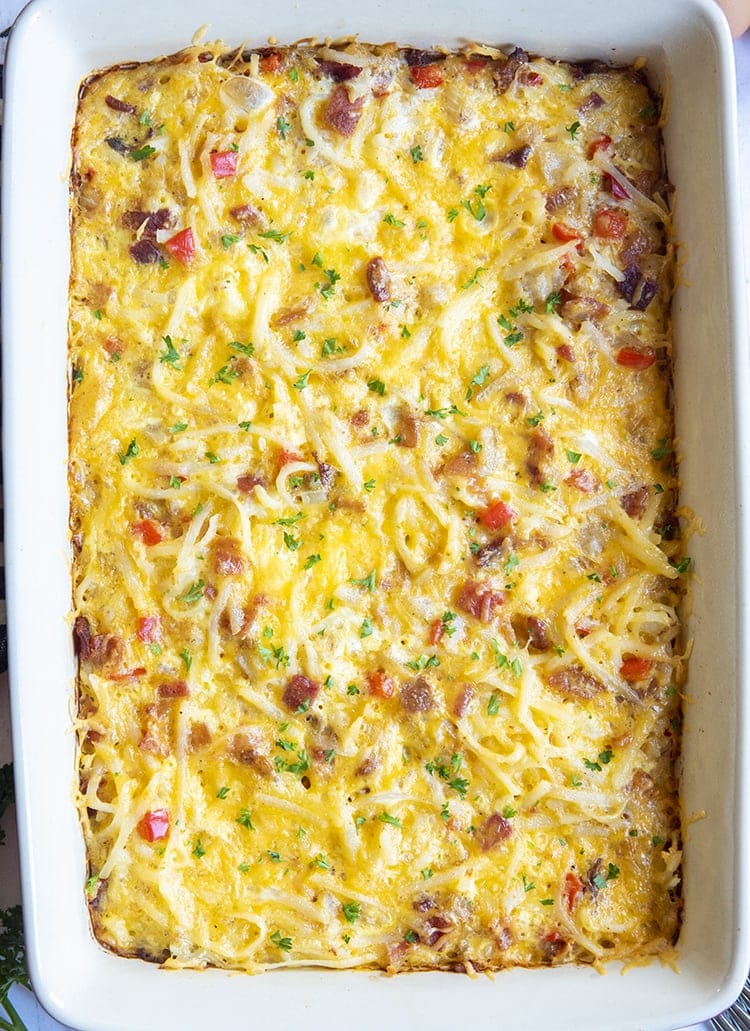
[441,450,475,476]
[593,206,628,239]
[498,145,532,168]
[74,617,126,671]
[236,473,265,493]
[575,620,595,638]
[619,230,652,267]
[452,684,474,717]
[526,426,554,487]
[366,256,392,302]
[492,47,528,93]
[541,929,568,962]
[271,298,314,328]
[259,51,284,73]
[620,656,654,682]
[479,499,516,530]
[164,227,196,265]
[311,452,336,491]
[505,390,526,407]
[556,344,576,362]
[564,871,584,912]
[456,581,504,623]
[561,296,610,325]
[621,485,650,518]
[197,51,213,63]
[428,619,444,647]
[629,768,655,797]
[512,614,552,652]
[386,940,410,967]
[616,346,655,370]
[400,677,435,713]
[137,808,170,842]
[604,172,630,199]
[323,85,365,136]
[617,263,641,303]
[477,812,513,851]
[158,680,189,698]
[316,59,361,81]
[188,721,212,752]
[137,616,161,644]
[423,914,454,946]
[351,409,370,427]
[565,468,599,494]
[410,64,444,88]
[212,538,245,576]
[355,753,379,776]
[227,732,273,775]
[102,338,123,360]
[545,186,574,213]
[210,149,239,179]
[132,518,164,545]
[579,91,605,114]
[474,537,507,569]
[73,616,93,658]
[105,94,136,114]
[282,673,320,711]
[366,670,396,699]
[129,239,161,264]
[632,279,658,311]
[230,203,264,225]
[552,222,583,244]
[465,57,489,73]
[519,69,543,86]
[586,858,604,896]
[586,133,611,159]
[559,252,576,280]
[413,894,436,913]
[139,706,172,756]
[493,923,513,951]
[395,408,420,449]
[121,208,173,238]
[547,666,604,700]
[109,667,147,681]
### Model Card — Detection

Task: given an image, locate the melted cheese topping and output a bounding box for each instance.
[70,42,685,973]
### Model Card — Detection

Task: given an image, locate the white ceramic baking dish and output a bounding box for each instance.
[2,0,748,1028]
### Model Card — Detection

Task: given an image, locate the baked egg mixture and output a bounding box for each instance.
[69,41,686,973]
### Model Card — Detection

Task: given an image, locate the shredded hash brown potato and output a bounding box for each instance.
[69,40,686,972]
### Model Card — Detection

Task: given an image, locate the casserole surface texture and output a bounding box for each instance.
[68,40,687,974]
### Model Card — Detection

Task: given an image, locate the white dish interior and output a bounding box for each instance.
[2,0,748,1028]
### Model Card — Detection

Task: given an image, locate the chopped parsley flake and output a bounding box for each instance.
[349,569,376,592]
[342,901,361,923]
[236,808,255,830]
[270,930,293,951]
[178,580,205,604]
[118,438,139,465]
[565,120,581,139]
[377,812,401,828]
[258,228,292,244]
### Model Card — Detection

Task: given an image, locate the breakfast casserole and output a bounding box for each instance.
[68,40,686,973]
